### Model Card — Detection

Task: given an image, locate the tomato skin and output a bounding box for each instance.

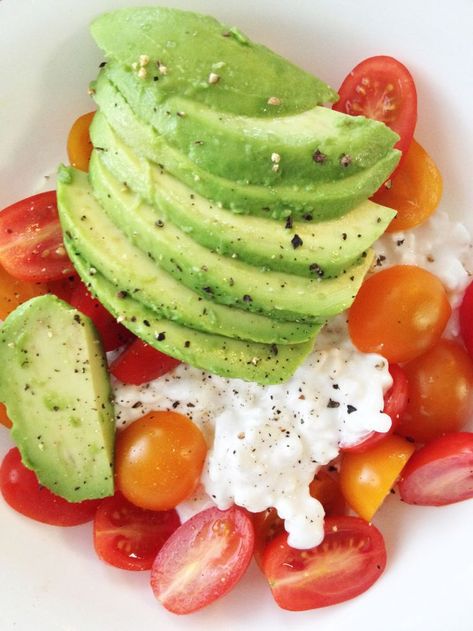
[115,411,207,511]
[67,111,95,172]
[398,432,473,506]
[110,339,180,385]
[342,364,408,453]
[0,448,100,526]
[333,55,417,165]
[93,492,180,571]
[46,273,81,303]
[460,280,473,360]
[372,140,442,232]
[0,191,72,282]
[151,506,254,614]
[340,435,415,521]
[262,516,386,611]
[253,468,345,568]
[349,265,451,363]
[69,280,133,352]
[397,339,473,444]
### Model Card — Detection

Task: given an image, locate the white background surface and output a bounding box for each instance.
[1,1,473,630]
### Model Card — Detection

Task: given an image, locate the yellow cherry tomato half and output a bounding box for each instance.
[66,111,95,172]
[0,264,47,320]
[348,265,451,363]
[372,139,442,233]
[115,411,208,511]
[340,435,415,521]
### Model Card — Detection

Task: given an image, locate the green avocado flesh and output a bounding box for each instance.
[99,62,399,191]
[90,6,338,116]
[53,7,397,383]
[0,295,115,501]
[89,113,394,277]
[65,246,318,385]
[92,71,400,220]
[57,167,320,340]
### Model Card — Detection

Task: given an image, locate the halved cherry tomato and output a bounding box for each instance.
[333,55,417,164]
[110,339,180,385]
[340,435,415,521]
[253,468,345,568]
[342,364,408,453]
[0,191,72,282]
[0,447,100,526]
[397,339,473,443]
[460,280,473,360]
[67,111,95,172]
[262,516,386,611]
[115,411,207,511]
[93,492,180,571]
[372,140,442,232]
[69,280,133,352]
[349,265,451,363]
[151,506,254,614]
[0,403,12,429]
[398,432,473,506]
[0,263,47,319]
[46,273,81,303]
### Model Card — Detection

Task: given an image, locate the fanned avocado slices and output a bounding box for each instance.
[64,245,319,385]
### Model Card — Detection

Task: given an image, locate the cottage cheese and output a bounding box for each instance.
[114,209,473,549]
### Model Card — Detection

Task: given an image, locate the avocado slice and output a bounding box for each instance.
[0,295,115,501]
[90,6,337,117]
[57,166,319,342]
[93,73,400,219]
[101,63,399,189]
[90,113,394,278]
[65,247,319,385]
[86,155,378,324]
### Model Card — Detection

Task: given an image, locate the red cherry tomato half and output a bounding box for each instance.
[0,191,72,282]
[398,432,473,506]
[47,273,81,303]
[93,492,180,571]
[150,506,254,614]
[343,364,408,453]
[110,339,180,385]
[0,448,100,526]
[253,468,345,569]
[460,280,473,360]
[69,280,134,352]
[333,55,417,166]
[262,516,386,611]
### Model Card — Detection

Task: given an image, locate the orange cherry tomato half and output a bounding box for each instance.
[397,339,473,444]
[371,139,442,233]
[0,403,12,429]
[115,411,207,511]
[340,434,415,521]
[0,264,47,319]
[262,516,387,611]
[66,111,95,172]
[349,265,451,363]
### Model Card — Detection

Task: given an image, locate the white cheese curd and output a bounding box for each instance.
[114,316,392,549]
[374,210,473,309]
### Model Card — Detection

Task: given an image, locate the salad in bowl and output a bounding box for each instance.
[0,1,472,630]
